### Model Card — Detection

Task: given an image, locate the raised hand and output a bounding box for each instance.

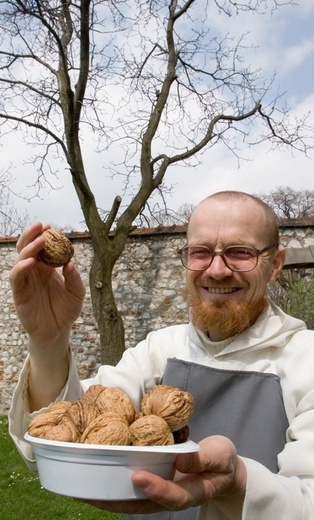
[9,222,86,411]
[10,222,85,344]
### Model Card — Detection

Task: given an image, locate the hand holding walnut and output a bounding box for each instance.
[10,223,85,341]
[10,222,86,412]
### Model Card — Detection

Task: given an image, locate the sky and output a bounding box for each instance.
[3,0,314,232]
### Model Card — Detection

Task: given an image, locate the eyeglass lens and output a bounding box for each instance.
[181,246,259,272]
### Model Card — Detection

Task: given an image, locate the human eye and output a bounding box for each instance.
[226,247,256,260]
[189,247,211,260]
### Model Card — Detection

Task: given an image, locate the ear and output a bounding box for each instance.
[268,246,286,283]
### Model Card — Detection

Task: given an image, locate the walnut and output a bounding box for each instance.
[38,228,74,267]
[81,412,131,445]
[64,398,100,434]
[129,415,174,446]
[141,385,194,432]
[83,384,107,403]
[95,386,140,425]
[28,401,72,438]
[173,424,190,444]
[47,401,73,416]
[28,386,192,447]
[44,418,80,443]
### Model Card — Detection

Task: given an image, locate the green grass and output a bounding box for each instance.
[0,415,123,519]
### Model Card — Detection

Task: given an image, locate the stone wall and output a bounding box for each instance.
[1,222,314,413]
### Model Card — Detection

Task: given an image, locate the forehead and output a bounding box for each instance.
[187,198,269,245]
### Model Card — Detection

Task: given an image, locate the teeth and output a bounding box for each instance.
[207,287,236,294]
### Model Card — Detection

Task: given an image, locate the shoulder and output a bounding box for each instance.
[284,328,314,350]
[279,329,314,394]
[127,323,191,364]
[145,323,190,344]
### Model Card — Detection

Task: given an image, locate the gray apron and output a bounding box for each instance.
[125,357,289,520]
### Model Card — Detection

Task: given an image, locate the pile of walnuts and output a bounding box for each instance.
[28,384,194,446]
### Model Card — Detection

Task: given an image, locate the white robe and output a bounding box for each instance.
[9,301,314,519]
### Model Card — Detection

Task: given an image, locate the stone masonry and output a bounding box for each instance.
[1,222,314,413]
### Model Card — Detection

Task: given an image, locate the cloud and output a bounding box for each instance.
[280,39,314,73]
[3,2,314,231]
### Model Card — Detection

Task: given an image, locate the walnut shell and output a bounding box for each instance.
[95,386,140,425]
[44,418,80,442]
[64,398,100,434]
[38,229,74,267]
[141,385,194,432]
[28,401,72,438]
[129,415,174,446]
[83,384,107,403]
[81,412,131,445]
[173,424,190,444]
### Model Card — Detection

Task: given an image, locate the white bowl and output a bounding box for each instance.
[24,432,200,500]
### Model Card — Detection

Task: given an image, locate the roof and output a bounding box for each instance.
[283,246,314,270]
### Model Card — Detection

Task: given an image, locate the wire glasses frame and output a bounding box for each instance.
[179,243,279,273]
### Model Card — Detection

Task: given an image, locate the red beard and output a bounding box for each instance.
[183,287,267,338]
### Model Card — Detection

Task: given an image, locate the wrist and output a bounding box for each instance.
[27,341,71,412]
[28,330,71,359]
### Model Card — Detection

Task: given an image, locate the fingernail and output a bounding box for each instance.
[132,475,149,490]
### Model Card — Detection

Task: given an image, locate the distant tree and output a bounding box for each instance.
[177,204,195,225]
[138,203,195,227]
[257,187,314,220]
[270,272,314,330]
[0,170,30,236]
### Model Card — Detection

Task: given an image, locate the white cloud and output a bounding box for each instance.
[280,39,314,73]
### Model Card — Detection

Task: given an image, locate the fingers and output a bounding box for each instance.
[132,471,203,510]
[76,437,246,515]
[10,227,49,295]
[63,262,86,301]
[131,436,244,511]
[11,223,85,307]
[176,436,237,475]
[16,222,46,254]
[76,498,165,514]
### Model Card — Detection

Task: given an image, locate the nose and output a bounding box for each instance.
[204,254,233,279]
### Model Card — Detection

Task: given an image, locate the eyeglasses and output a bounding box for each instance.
[179,243,279,272]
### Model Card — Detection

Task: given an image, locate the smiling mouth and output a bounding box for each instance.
[205,287,239,294]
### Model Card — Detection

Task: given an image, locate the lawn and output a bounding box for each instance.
[0,415,123,520]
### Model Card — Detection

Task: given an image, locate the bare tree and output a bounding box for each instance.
[0,1,313,364]
[0,170,31,236]
[258,187,314,219]
[137,203,195,227]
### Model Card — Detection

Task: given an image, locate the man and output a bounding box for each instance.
[9,191,314,519]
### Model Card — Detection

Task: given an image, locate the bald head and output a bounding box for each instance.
[188,191,279,246]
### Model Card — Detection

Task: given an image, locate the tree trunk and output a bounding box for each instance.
[89,249,125,365]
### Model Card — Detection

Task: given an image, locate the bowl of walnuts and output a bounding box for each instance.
[25,384,199,500]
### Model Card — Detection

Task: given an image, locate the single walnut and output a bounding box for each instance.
[95,387,140,425]
[173,424,190,444]
[83,384,107,403]
[81,412,131,445]
[28,401,72,438]
[44,418,80,443]
[38,228,74,267]
[141,385,194,432]
[130,415,174,446]
[64,398,100,434]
